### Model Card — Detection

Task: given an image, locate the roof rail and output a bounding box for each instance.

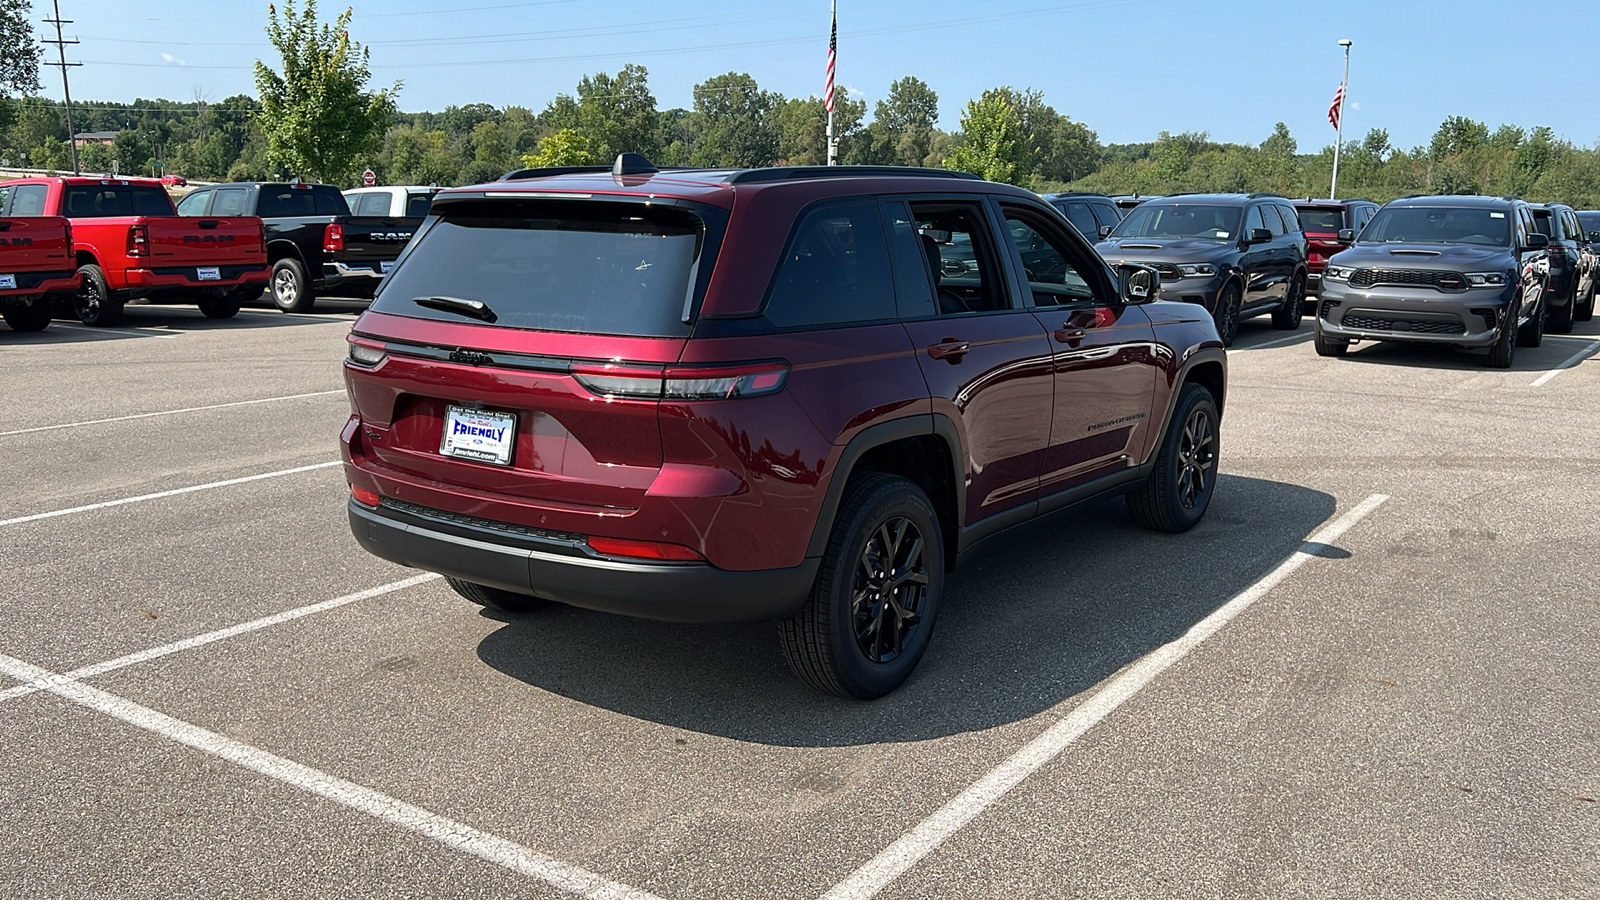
[1247,192,1287,199]
[498,165,610,181]
[722,165,981,185]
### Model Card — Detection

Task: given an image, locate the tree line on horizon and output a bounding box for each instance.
[0,0,1596,206]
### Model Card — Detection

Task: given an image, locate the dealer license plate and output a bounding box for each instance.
[0,274,14,289]
[380,261,395,274]
[440,405,516,466]
[197,266,221,281]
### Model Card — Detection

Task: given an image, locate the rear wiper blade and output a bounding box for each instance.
[413,295,497,323]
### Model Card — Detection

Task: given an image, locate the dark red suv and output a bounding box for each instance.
[341,155,1227,698]
[1293,198,1378,298]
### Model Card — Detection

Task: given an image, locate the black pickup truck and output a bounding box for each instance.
[176,182,422,312]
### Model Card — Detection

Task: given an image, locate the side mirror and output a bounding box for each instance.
[1337,229,1355,244]
[1118,264,1159,304]
[1098,224,1113,239]
[1588,231,1600,243]
[1245,228,1273,245]
[1524,233,1549,250]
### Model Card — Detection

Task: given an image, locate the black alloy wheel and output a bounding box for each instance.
[1576,282,1595,322]
[1271,272,1306,330]
[1313,321,1350,357]
[1486,298,1519,369]
[1174,405,1217,510]
[1126,382,1220,533]
[1516,294,1544,348]
[1548,292,1575,334]
[1213,282,1241,347]
[850,517,931,665]
[73,263,124,326]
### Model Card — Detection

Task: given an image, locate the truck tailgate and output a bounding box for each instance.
[143,216,265,266]
[339,216,424,266]
[0,216,73,272]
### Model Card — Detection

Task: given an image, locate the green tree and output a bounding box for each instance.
[1429,116,1489,160]
[689,72,779,167]
[574,64,660,160]
[945,89,1026,183]
[776,87,864,166]
[254,1,400,183]
[0,0,40,99]
[872,76,939,167]
[520,128,600,167]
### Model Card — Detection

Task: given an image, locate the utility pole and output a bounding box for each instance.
[1329,38,1352,200]
[42,0,81,175]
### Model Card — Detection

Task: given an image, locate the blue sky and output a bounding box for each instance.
[49,0,1600,152]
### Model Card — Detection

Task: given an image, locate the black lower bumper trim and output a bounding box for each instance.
[348,500,817,623]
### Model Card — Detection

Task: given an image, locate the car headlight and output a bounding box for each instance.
[1177,264,1216,277]
[1325,265,1354,281]
[1465,272,1508,288]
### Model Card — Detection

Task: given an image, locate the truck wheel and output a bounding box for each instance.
[1313,322,1349,357]
[1213,282,1241,347]
[1126,383,1219,534]
[73,264,125,326]
[445,577,550,614]
[270,258,316,313]
[1271,272,1306,330]
[2,298,53,332]
[1486,299,1519,369]
[198,294,241,319]
[1548,293,1575,334]
[778,473,944,700]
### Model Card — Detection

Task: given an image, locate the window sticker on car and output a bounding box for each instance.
[1490,212,1505,218]
[1214,231,1231,238]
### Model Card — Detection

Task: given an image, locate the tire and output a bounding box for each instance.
[1313,322,1349,357]
[1126,383,1220,534]
[198,294,241,319]
[232,284,267,306]
[1516,294,1544,348]
[1212,282,1241,347]
[1271,271,1306,330]
[778,473,944,700]
[1486,299,1518,369]
[270,257,316,313]
[73,264,125,326]
[1548,293,1575,334]
[2,298,53,332]
[1576,282,1595,323]
[445,577,550,614]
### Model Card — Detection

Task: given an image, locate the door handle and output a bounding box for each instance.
[927,339,970,361]
[1054,328,1087,344]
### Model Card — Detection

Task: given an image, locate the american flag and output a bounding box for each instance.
[824,12,837,113]
[1327,84,1345,130]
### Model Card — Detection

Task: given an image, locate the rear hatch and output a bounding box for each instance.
[346,194,725,516]
[0,216,72,275]
[1297,205,1347,270]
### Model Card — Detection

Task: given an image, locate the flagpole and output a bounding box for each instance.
[1329,38,1352,199]
[826,0,838,166]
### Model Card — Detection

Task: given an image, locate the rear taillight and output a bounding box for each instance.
[324,223,345,252]
[571,361,789,401]
[586,536,703,562]
[350,486,381,507]
[346,335,386,367]
[127,224,148,257]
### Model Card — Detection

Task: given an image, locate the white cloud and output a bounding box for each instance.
[160,52,187,66]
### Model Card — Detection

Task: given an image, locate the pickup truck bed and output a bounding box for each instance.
[0,216,80,333]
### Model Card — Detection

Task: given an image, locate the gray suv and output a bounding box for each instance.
[1315,195,1551,368]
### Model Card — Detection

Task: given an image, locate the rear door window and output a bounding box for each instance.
[1058,201,1099,239]
[369,199,719,337]
[902,200,1012,316]
[762,200,895,329]
[8,184,48,217]
[1276,204,1301,234]
[1090,202,1122,232]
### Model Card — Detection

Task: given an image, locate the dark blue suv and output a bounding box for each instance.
[1315,195,1551,368]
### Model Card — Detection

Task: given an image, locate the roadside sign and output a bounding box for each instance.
[362,168,376,187]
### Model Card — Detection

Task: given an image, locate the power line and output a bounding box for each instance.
[42,0,82,174]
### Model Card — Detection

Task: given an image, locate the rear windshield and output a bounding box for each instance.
[405,192,435,217]
[258,184,350,218]
[371,200,715,337]
[1111,203,1240,241]
[62,183,173,217]
[1296,207,1344,233]
[1360,206,1510,247]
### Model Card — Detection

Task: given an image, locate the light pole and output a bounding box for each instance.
[1329,38,1352,199]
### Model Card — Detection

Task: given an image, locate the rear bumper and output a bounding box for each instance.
[348,499,818,623]
[125,264,269,297]
[321,261,388,295]
[0,269,80,299]
[1318,282,1513,347]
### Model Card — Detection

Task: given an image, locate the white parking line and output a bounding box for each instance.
[0,573,442,704]
[0,650,666,900]
[0,461,341,528]
[821,493,1391,900]
[1235,332,1313,352]
[0,390,345,437]
[1530,338,1600,387]
[49,322,180,339]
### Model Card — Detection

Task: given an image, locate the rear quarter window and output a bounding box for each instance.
[762,200,895,329]
[370,199,719,337]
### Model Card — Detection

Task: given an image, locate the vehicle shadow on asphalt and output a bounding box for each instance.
[475,473,1339,746]
[1331,327,1600,373]
[1,299,369,343]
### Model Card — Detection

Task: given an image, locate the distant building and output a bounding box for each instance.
[72,131,117,147]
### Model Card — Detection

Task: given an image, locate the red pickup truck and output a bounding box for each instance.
[0,177,269,325]
[0,216,80,333]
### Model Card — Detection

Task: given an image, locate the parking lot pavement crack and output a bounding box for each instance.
[0,649,670,900]
[819,493,1391,900]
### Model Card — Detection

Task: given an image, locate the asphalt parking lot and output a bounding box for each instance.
[3,300,1597,899]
